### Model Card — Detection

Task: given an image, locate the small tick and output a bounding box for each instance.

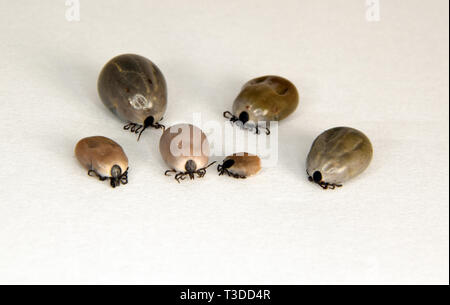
[159,124,215,183]
[75,136,129,188]
[223,75,299,135]
[217,153,262,179]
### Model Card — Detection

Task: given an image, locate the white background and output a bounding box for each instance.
[0,0,448,284]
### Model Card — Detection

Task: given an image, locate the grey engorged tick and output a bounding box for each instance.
[223,75,299,135]
[217,153,261,179]
[306,127,373,189]
[159,124,216,183]
[97,54,167,140]
[75,136,129,188]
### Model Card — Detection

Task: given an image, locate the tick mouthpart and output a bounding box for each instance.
[143,116,155,128]
[313,171,322,184]
[110,178,120,188]
[136,116,155,141]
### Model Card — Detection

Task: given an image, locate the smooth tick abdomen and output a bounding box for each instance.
[75,136,128,180]
[306,127,373,186]
[98,54,167,126]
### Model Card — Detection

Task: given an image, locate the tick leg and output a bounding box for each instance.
[196,169,206,178]
[120,169,129,184]
[223,111,234,119]
[239,124,269,136]
[224,111,239,123]
[174,172,186,183]
[151,121,165,131]
[197,161,217,173]
[318,182,342,190]
[165,169,177,176]
[217,166,228,177]
[221,170,246,179]
[319,182,328,190]
[124,122,144,135]
[87,169,107,181]
[194,162,216,178]
[134,124,143,134]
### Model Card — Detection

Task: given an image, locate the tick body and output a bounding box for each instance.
[75,136,129,188]
[306,127,373,189]
[218,153,261,178]
[224,75,299,134]
[98,54,167,140]
[159,124,215,183]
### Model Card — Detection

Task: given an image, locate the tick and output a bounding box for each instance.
[75,136,129,188]
[159,124,215,183]
[98,54,167,140]
[217,153,261,178]
[306,127,373,189]
[224,75,299,134]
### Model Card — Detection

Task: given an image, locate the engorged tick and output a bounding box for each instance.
[75,136,129,188]
[306,127,373,189]
[98,54,168,140]
[217,153,261,179]
[159,124,215,183]
[223,75,299,135]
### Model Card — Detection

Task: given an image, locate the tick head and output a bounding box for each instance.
[238,111,249,124]
[222,159,235,169]
[110,165,123,188]
[143,116,155,128]
[184,159,197,180]
[185,159,197,173]
[313,171,322,184]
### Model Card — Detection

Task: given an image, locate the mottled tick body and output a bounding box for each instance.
[218,153,261,178]
[98,54,167,140]
[306,127,373,189]
[75,136,129,188]
[159,124,215,183]
[224,75,299,134]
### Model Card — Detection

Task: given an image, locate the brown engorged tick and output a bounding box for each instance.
[75,136,129,188]
[159,124,215,183]
[223,75,299,135]
[98,54,168,140]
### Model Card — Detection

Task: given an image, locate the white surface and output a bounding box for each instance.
[0,0,448,284]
